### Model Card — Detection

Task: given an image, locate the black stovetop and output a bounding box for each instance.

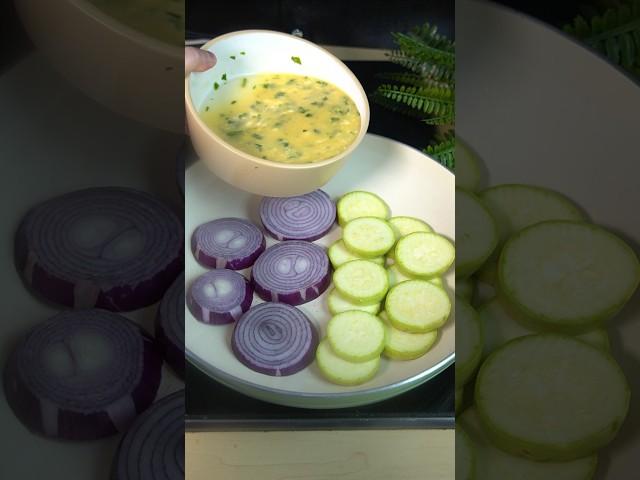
[185,0,454,430]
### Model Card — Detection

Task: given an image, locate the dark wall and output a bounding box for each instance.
[187,0,455,47]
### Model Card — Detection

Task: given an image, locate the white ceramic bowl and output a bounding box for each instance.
[185,30,370,197]
[15,0,183,133]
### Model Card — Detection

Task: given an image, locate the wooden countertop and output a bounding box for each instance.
[186,429,454,480]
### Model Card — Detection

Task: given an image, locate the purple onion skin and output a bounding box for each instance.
[191,235,266,270]
[111,389,184,480]
[14,221,184,313]
[262,222,334,242]
[3,317,162,441]
[231,303,319,376]
[260,190,337,242]
[186,274,254,325]
[251,270,331,306]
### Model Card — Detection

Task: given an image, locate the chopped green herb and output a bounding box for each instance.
[255,144,263,150]
[313,128,321,134]
[302,129,308,132]
[240,51,246,55]
[275,91,286,98]
[226,130,242,137]
[241,78,247,88]
[204,106,210,111]
[305,113,313,117]
[331,117,340,122]
[239,113,248,118]
[286,79,296,85]
[221,73,227,81]
[316,80,328,86]
[252,133,263,140]
[297,106,308,114]
[230,55,236,60]
[291,56,302,65]
[213,82,220,90]
[231,100,236,104]
[262,83,275,89]
[311,101,324,107]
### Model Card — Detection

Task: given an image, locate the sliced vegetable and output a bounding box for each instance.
[187,269,253,325]
[387,264,443,288]
[333,259,388,305]
[480,184,586,246]
[191,217,265,270]
[379,311,438,360]
[395,232,455,278]
[499,221,640,331]
[112,390,185,480]
[336,191,390,226]
[388,216,432,238]
[385,280,451,333]
[327,288,380,315]
[456,425,476,480]
[327,311,385,362]
[455,295,483,388]
[3,310,162,440]
[14,187,183,311]
[343,217,395,257]
[316,338,380,385]
[155,273,185,377]
[476,334,630,461]
[455,137,482,192]
[456,187,498,278]
[478,297,610,358]
[387,216,433,260]
[231,302,318,376]
[328,239,384,268]
[460,407,598,480]
[327,239,385,268]
[251,241,330,305]
[259,189,336,241]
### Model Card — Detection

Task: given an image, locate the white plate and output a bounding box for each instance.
[185,133,455,409]
[458,1,640,477]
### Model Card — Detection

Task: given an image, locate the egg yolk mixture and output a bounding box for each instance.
[198,73,361,164]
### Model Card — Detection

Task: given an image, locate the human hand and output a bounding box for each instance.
[184,47,216,133]
[185,46,217,76]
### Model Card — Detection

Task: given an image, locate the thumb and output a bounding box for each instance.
[185,47,217,76]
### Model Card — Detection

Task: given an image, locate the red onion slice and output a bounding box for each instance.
[155,273,184,378]
[260,190,336,241]
[232,303,319,376]
[112,389,184,480]
[14,187,183,312]
[187,269,253,325]
[251,241,331,305]
[3,310,162,441]
[191,217,266,270]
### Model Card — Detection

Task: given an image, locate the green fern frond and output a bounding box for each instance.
[423,131,455,169]
[564,0,640,71]
[375,72,451,89]
[392,22,455,66]
[373,84,454,118]
[386,50,455,82]
[422,114,455,125]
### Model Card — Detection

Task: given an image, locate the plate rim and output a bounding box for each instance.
[184,132,455,401]
[481,0,640,90]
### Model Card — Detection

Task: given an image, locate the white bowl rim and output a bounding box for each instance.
[69,0,182,58]
[184,132,455,401]
[184,29,371,171]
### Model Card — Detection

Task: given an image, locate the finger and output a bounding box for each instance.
[185,47,217,76]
